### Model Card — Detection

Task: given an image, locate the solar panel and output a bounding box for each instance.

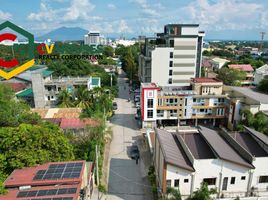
[32,162,83,181]
[17,188,77,198]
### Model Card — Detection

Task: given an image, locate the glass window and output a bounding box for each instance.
[259,176,268,183]
[166,179,171,188]
[170,52,173,58]
[169,61,173,67]
[184,179,189,183]
[241,176,246,180]
[203,178,216,185]
[147,99,153,108]
[157,110,164,117]
[147,110,153,118]
[168,78,172,84]
[169,70,173,76]
[170,40,174,47]
[230,177,236,184]
[174,179,179,187]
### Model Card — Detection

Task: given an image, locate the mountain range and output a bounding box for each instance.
[36,27,88,41]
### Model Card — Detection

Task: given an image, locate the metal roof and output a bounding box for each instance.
[16,88,33,97]
[230,87,268,104]
[232,132,268,157]
[155,129,194,172]
[244,126,268,146]
[183,133,216,159]
[199,126,254,168]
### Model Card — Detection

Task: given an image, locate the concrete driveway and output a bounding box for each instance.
[107,70,151,200]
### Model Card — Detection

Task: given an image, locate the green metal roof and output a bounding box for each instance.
[42,70,54,77]
[28,65,47,71]
[91,77,100,86]
[16,88,33,97]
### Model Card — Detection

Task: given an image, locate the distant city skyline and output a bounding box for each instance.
[0,0,268,40]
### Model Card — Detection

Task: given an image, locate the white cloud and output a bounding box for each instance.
[64,0,95,21]
[28,3,58,21]
[117,19,132,33]
[0,10,12,20]
[107,4,116,10]
[129,0,163,17]
[180,0,265,31]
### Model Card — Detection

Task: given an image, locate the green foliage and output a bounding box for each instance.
[0,84,41,127]
[148,166,158,199]
[98,57,116,65]
[217,67,246,86]
[103,46,114,57]
[257,75,268,94]
[188,182,216,200]
[0,123,74,173]
[239,110,268,135]
[98,184,107,194]
[166,187,182,200]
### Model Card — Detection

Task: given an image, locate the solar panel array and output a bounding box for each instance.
[17,188,77,198]
[29,198,73,200]
[33,162,83,181]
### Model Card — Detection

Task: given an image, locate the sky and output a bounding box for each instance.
[0,0,268,40]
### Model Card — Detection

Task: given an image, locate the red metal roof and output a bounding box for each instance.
[4,161,86,187]
[0,184,81,200]
[2,83,27,92]
[192,77,221,83]
[228,64,254,72]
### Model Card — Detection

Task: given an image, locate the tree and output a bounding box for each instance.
[103,46,114,57]
[257,75,268,94]
[58,89,74,108]
[125,48,136,81]
[217,67,246,86]
[189,182,217,200]
[166,187,182,200]
[0,123,74,174]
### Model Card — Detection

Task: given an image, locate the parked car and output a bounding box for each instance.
[130,145,140,159]
[135,102,140,108]
[112,102,118,110]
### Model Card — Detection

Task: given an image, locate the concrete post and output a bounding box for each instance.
[195,119,198,127]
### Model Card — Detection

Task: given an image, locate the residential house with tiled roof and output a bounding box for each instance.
[228,64,254,86]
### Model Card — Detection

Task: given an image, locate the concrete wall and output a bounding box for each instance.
[32,73,46,108]
[251,158,268,196]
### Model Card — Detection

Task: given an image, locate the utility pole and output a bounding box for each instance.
[95,145,99,186]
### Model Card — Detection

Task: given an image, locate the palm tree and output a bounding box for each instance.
[74,86,92,109]
[57,89,74,108]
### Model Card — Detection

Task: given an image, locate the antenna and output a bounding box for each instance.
[259,32,266,51]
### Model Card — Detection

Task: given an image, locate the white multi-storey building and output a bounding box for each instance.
[84,31,104,45]
[139,24,205,87]
[154,126,268,199]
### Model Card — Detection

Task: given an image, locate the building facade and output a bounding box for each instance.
[139,24,205,87]
[84,32,102,45]
[254,64,268,85]
[141,78,227,129]
[154,127,268,199]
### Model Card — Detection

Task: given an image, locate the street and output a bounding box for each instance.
[107,69,152,200]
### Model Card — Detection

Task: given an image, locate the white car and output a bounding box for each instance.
[134,96,140,102]
[135,102,140,108]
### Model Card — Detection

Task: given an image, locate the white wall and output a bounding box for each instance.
[143,88,158,123]
[251,158,268,194]
[166,164,192,196]
[181,27,199,35]
[151,48,172,86]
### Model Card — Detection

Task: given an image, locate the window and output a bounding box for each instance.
[47,96,50,101]
[203,178,216,185]
[259,176,268,183]
[58,87,61,91]
[168,78,172,84]
[147,99,153,108]
[169,61,173,67]
[51,96,54,100]
[170,52,173,58]
[170,110,177,117]
[170,40,174,47]
[184,179,189,183]
[174,179,179,187]
[147,110,153,118]
[241,176,246,180]
[230,177,236,184]
[166,180,171,187]
[47,86,51,91]
[169,70,173,76]
[157,110,164,117]
[193,98,196,102]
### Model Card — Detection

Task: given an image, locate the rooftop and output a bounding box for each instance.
[16,88,33,97]
[155,129,194,172]
[228,64,254,72]
[141,82,158,88]
[230,87,268,104]
[244,126,268,146]
[1,82,27,92]
[191,77,222,83]
[182,133,216,159]
[199,126,253,168]
[231,132,268,157]
[4,161,86,188]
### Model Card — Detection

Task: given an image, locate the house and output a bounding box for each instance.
[223,86,268,130]
[210,57,230,70]
[0,160,94,200]
[88,76,101,90]
[153,126,268,199]
[228,64,254,86]
[254,64,268,85]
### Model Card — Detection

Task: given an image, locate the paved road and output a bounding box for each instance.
[107,70,151,200]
